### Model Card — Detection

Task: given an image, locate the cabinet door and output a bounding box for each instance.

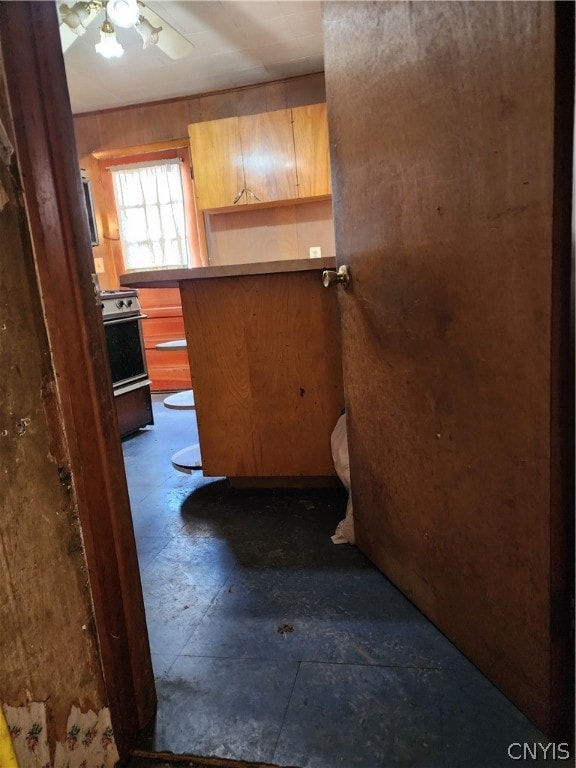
[239,109,298,203]
[292,103,332,197]
[188,117,245,209]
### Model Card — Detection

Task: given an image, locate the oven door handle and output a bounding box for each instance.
[103,313,147,325]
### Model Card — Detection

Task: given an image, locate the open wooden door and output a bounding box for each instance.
[323,1,573,737]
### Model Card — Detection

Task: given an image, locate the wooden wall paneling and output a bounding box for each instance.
[199,89,246,122]
[97,106,150,151]
[181,269,344,477]
[74,112,102,156]
[80,152,117,288]
[142,315,188,346]
[98,159,125,282]
[139,288,191,391]
[137,100,194,142]
[0,2,155,755]
[234,86,270,116]
[239,109,298,203]
[93,138,192,160]
[74,74,327,159]
[265,81,288,112]
[194,75,325,123]
[285,73,326,108]
[145,349,192,391]
[97,99,191,150]
[139,286,183,309]
[187,96,202,125]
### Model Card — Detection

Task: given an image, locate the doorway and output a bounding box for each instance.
[2,2,573,765]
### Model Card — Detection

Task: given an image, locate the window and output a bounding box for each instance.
[111,158,190,271]
[99,145,205,277]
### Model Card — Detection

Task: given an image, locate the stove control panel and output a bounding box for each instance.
[115,297,134,309]
[100,290,142,320]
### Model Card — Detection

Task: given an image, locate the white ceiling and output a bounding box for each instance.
[61,0,325,114]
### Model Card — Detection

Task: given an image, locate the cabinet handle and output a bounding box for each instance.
[233,189,246,204]
[245,188,261,202]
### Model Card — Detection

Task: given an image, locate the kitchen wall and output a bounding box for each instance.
[73,74,333,392]
[73,73,330,288]
[204,198,335,267]
[74,72,326,155]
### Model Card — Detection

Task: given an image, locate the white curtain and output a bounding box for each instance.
[111,159,190,271]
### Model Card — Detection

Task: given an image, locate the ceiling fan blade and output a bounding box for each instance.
[58,3,103,52]
[139,4,194,60]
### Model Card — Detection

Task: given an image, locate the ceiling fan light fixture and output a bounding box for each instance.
[135,15,162,49]
[60,2,91,34]
[95,19,124,58]
[106,0,140,28]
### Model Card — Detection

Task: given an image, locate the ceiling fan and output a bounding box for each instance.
[58,0,194,60]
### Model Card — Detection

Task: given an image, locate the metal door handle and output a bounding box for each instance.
[233,188,245,204]
[322,265,350,289]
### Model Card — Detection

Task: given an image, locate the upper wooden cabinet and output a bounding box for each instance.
[292,103,331,198]
[187,116,244,211]
[188,105,331,211]
[239,109,297,204]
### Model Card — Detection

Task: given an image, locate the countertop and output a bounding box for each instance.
[119,257,336,288]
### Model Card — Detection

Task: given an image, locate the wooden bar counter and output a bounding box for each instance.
[121,258,344,483]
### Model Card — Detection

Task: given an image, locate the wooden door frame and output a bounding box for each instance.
[0,3,155,758]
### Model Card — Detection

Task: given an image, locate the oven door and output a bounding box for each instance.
[103,314,149,391]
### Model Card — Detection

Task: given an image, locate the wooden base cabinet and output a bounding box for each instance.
[179,263,344,479]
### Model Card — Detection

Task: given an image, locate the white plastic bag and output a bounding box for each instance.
[330,413,355,544]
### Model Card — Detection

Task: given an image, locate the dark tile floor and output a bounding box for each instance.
[123,396,572,768]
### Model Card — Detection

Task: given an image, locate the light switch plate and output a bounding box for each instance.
[309,246,322,259]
